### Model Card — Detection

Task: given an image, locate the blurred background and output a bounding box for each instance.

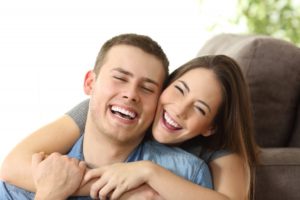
[0,0,299,164]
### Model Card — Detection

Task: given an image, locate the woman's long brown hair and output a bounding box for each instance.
[170,55,259,198]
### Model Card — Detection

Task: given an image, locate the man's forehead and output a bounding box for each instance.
[111,67,163,87]
[103,45,165,84]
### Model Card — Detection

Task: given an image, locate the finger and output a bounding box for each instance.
[90,177,107,199]
[79,161,87,171]
[98,182,116,200]
[70,157,80,165]
[80,166,90,187]
[47,152,61,161]
[31,152,45,169]
[79,161,87,178]
[50,152,62,157]
[82,168,104,185]
[61,154,70,160]
[110,184,127,200]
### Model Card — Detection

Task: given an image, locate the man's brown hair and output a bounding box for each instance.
[93,33,169,82]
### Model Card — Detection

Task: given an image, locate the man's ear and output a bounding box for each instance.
[202,126,216,137]
[84,70,95,95]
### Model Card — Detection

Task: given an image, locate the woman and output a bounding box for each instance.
[1,55,258,200]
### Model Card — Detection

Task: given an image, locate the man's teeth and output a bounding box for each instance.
[111,106,136,119]
[164,112,181,128]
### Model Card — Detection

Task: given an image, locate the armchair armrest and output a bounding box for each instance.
[254,148,300,200]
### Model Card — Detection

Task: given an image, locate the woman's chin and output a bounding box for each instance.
[153,134,169,144]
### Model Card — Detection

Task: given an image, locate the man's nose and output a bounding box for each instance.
[122,85,140,103]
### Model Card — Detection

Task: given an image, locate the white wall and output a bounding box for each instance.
[0,0,240,164]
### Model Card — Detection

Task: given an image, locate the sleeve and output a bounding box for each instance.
[66,99,89,135]
[193,160,213,189]
[0,181,35,199]
[202,149,232,163]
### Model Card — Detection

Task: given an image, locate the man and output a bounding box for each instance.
[0,33,212,199]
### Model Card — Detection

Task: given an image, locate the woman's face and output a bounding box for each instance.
[152,67,223,144]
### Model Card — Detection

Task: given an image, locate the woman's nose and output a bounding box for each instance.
[175,101,188,119]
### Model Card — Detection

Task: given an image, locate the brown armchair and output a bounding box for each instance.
[197,33,300,200]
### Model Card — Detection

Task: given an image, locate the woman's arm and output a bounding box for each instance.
[82,153,248,200]
[142,161,231,200]
[147,153,248,200]
[119,184,164,200]
[0,115,81,192]
[82,161,225,200]
[147,154,250,200]
[209,153,248,200]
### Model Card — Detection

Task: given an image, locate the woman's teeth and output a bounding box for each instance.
[164,111,181,129]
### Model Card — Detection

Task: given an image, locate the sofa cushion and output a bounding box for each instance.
[197,34,300,147]
[289,104,300,147]
[254,148,300,200]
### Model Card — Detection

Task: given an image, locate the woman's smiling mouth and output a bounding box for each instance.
[162,110,182,131]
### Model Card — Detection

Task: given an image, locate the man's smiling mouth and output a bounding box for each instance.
[110,105,137,120]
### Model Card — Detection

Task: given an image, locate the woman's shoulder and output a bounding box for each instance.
[201,149,232,163]
[183,144,232,163]
[66,99,89,134]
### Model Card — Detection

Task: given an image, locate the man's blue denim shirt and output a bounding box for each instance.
[0,135,212,199]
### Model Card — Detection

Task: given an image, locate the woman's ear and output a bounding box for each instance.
[83,70,95,95]
[202,126,216,137]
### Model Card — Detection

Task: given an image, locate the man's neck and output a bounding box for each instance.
[82,122,142,168]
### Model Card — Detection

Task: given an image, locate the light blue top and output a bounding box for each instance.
[0,134,212,200]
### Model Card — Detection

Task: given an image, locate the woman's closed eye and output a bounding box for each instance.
[195,106,206,116]
[175,85,184,95]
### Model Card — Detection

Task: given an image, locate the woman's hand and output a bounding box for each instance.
[82,161,153,200]
[119,184,164,200]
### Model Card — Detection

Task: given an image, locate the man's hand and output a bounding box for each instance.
[32,152,86,200]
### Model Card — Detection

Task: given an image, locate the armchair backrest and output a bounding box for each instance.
[197,33,300,147]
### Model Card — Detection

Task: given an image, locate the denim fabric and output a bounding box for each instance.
[0,135,212,199]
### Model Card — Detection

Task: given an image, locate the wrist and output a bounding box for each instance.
[139,160,157,184]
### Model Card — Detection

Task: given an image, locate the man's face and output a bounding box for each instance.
[85,45,165,145]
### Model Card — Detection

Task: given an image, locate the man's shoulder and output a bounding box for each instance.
[141,140,212,188]
[142,140,204,165]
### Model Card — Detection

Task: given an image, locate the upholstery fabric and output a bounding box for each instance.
[197,33,300,200]
[197,33,300,147]
[255,148,300,200]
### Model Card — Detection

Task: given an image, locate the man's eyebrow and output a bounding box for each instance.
[112,67,133,76]
[143,77,160,87]
[112,67,160,87]
[179,80,211,113]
